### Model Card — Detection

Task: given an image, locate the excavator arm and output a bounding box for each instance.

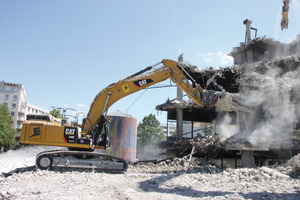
[82,59,206,142]
[82,59,243,147]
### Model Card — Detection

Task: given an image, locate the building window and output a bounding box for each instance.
[11,112,15,116]
[13,95,17,101]
[4,94,9,99]
[3,102,8,106]
[12,103,16,109]
[5,86,11,91]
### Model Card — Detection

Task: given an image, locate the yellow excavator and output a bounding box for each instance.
[20,59,240,171]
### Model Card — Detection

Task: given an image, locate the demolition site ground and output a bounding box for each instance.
[1,35,300,199]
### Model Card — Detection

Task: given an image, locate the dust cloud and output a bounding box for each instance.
[217,37,300,149]
[0,146,66,173]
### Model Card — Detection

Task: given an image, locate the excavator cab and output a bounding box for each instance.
[91,115,111,149]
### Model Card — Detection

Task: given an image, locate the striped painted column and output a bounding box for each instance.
[107,112,137,163]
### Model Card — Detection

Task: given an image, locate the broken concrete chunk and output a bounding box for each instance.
[260,166,290,179]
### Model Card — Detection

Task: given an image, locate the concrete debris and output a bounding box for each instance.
[260,166,290,179]
[179,61,241,93]
[233,52,300,149]
[279,153,300,178]
[157,99,201,110]
[160,135,222,157]
[230,38,300,150]
[230,36,300,65]
[1,166,37,178]
[224,137,268,151]
[288,154,300,170]
[132,156,219,173]
[172,36,300,151]
[1,163,300,200]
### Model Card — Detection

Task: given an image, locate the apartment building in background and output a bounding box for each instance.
[159,122,176,137]
[0,81,50,138]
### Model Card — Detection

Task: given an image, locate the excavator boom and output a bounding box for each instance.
[82,59,205,134]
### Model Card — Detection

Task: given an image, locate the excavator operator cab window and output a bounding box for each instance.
[105,120,111,148]
[93,119,111,149]
[98,124,107,146]
[26,115,51,121]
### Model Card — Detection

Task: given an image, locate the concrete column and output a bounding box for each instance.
[246,50,253,63]
[244,19,252,43]
[241,150,255,168]
[243,19,253,63]
[176,86,183,141]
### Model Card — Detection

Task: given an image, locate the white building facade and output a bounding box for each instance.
[159,122,176,137]
[0,81,50,138]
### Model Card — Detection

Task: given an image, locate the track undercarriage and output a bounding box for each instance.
[35,150,128,171]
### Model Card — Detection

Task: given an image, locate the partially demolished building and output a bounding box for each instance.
[156,35,300,168]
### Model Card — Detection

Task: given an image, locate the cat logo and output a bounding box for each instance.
[65,128,75,135]
[122,85,130,93]
[64,127,77,143]
[133,79,153,88]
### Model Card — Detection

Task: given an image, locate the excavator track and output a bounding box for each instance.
[35,150,128,171]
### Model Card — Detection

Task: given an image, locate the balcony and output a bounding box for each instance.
[18,108,26,114]
[16,123,23,129]
[17,116,25,121]
[15,131,21,137]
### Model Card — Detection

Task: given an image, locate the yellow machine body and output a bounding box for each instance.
[20,119,92,149]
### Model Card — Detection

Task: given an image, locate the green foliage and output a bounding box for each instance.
[170,129,177,137]
[204,127,213,136]
[0,104,16,150]
[50,109,62,118]
[137,114,165,150]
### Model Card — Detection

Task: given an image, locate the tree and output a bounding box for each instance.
[49,109,62,118]
[0,104,16,150]
[137,114,165,150]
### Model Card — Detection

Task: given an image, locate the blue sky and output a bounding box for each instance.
[1,0,300,124]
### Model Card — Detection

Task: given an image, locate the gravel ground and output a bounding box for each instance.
[1,155,300,200]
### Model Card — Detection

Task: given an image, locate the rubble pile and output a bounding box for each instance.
[238,54,300,104]
[161,135,222,157]
[277,153,300,178]
[1,149,300,199]
[131,156,219,173]
[1,163,299,200]
[156,99,201,110]
[231,36,300,65]
[180,61,241,93]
